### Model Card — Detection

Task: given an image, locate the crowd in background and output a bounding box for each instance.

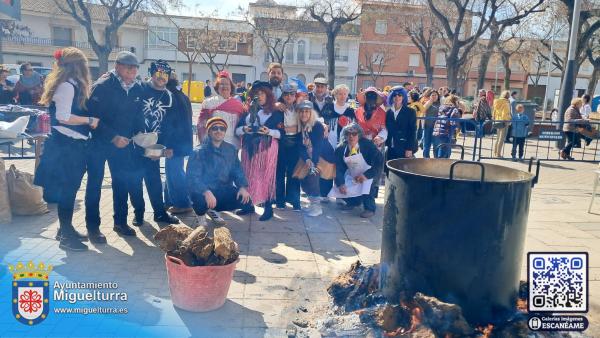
[1,49,599,252]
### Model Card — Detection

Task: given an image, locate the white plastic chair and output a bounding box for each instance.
[589,170,600,213]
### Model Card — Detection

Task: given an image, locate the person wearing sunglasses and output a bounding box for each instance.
[129,59,180,227]
[328,123,383,218]
[187,117,254,222]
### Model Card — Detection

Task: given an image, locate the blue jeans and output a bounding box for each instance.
[164,156,191,209]
[433,135,451,158]
[422,126,434,158]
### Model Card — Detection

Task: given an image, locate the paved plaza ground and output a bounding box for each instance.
[1,136,600,337]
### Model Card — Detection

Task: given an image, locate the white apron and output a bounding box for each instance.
[328,147,373,198]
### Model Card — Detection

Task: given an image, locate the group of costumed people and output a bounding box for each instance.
[196,65,419,220]
[31,51,421,252]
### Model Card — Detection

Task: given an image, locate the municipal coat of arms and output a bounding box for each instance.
[9,261,52,325]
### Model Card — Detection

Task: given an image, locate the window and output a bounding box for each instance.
[435,52,446,67]
[297,40,305,64]
[321,43,327,58]
[182,73,196,81]
[232,73,246,84]
[363,80,374,88]
[375,20,387,35]
[148,27,178,48]
[335,43,340,58]
[409,54,420,67]
[264,50,270,63]
[285,44,294,63]
[52,26,72,47]
[218,38,238,52]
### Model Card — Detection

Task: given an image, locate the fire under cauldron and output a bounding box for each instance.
[380,159,539,324]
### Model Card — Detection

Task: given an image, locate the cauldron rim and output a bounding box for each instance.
[386,158,535,184]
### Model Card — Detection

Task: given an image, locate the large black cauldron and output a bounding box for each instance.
[380,159,538,324]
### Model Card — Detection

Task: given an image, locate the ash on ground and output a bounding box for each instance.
[288,261,590,338]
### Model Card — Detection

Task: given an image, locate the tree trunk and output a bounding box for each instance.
[326,32,336,89]
[426,66,434,87]
[502,53,512,90]
[96,50,110,76]
[446,55,460,91]
[476,30,500,90]
[424,53,433,87]
[476,49,494,90]
[187,59,193,97]
[588,66,599,95]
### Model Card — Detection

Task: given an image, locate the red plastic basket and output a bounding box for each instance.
[165,254,238,312]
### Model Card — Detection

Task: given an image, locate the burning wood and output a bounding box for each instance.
[307,263,575,338]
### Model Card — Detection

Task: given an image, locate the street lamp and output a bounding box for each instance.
[556,0,582,148]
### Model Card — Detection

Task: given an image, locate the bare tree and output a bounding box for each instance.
[474,0,545,90]
[188,28,248,79]
[0,20,30,64]
[54,0,148,74]
[496,34,526,90]
[400,7,441,87]
[585,34,600,95]
[306,0,361,88]
[519,42,550,87]
[542,0,600,85]
[360,46,395,86]
[426,0,499,91]
[238,7,299,65]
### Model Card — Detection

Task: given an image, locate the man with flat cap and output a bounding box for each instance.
[85,51,146,241]
[187,117,254,222]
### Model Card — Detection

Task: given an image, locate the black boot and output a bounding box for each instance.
[55,228,88,241]
[113,224,137,236]
[259,202,273,221]
[87,228,107,244]
[132,211,144,227]
[154,213,180,224]
[58,226,88,251]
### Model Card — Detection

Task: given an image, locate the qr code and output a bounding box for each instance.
[528,252,588,312]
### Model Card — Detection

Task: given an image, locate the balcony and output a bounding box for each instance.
[308,53,349,62]
[1,36,132,60]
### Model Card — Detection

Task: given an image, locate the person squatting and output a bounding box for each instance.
[34,49,419,252]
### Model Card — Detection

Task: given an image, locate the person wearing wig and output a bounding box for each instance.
[354,87,387,147]
[198,71,245,148]
[235,81,284,221]
[129,59,180,227]
[295,100,334,217]
[275,83,301,210]
[328,123,384,218]
[35,47,99,251]
[385,86,417,160]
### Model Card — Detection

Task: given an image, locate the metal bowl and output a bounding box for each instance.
[144,144,166,158]
[133,132,158,148]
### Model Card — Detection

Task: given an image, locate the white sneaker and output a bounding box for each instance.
[306,204,323,217]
